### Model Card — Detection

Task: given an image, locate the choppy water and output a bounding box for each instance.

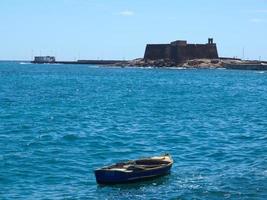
[0,62,266,199]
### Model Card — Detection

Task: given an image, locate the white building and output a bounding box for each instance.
[34,56,56,63]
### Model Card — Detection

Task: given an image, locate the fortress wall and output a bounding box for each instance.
[144,44,170,60]
[206,45,219,59]
[178,44,219,61]
[144,40,219,63]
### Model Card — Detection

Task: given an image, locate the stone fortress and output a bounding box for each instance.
[144,38,219,63]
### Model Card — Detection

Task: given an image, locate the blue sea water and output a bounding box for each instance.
[0,61,266,199]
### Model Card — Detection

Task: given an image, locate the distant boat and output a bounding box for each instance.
[94,154,173,184]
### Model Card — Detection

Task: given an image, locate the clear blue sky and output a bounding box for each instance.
[1,0,267,61]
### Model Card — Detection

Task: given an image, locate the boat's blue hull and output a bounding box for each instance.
[95,164,172,184]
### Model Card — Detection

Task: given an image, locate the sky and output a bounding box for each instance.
[0,0,267,61]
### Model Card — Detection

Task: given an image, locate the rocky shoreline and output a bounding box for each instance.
[114,58,267,70]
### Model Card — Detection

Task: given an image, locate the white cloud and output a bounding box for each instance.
[253,9,267,13]
[118,10,135,16]
[243,9,267,14]
[249,18,267,23]
[250,18,266,23]
[167,17,177,21]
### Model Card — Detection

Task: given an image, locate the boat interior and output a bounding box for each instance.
[102,156,172,172]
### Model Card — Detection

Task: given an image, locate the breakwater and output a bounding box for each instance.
[31,59,128,65]
[31,57,267,71]
[31,58,267,70]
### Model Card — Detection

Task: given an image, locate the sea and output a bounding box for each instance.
[0,61,266,200]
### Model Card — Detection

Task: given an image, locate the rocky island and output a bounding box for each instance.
[115,38,267,70]
[115,57,267,70]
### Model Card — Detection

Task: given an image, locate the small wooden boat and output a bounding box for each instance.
[94,154,173,184]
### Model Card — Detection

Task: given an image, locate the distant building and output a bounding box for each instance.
[144,38,219,63]
[33,56,56,63]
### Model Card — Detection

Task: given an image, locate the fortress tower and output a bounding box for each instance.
[144,38,219,63]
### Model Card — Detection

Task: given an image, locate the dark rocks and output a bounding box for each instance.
[114,58,267,70]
